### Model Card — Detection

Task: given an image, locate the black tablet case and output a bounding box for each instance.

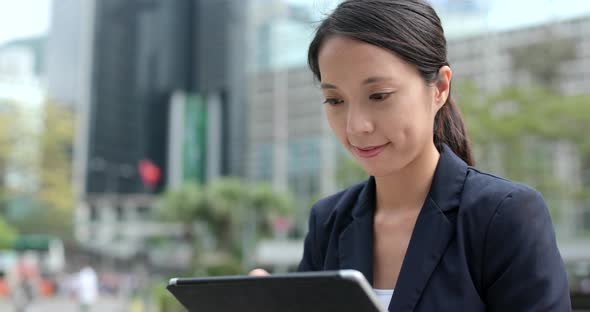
[166,270,386,312]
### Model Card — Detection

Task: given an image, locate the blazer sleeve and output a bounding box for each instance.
[297,204,320,272]
[483,187,571,311]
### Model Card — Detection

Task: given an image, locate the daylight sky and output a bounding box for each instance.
[0,0,51,45]
[1,0,590,46]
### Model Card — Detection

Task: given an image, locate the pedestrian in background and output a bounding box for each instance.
[12,252,38,312]
[76,262,98,312]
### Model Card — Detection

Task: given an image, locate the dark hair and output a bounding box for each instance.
[308,0,474,166]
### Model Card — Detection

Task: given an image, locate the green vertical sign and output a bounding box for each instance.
[183,94,207,184]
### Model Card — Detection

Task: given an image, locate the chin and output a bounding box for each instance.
[356,146,419,176]
[358,160,406,177]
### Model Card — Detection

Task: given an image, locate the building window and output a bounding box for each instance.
[254,143,273,181]
[287,137,321,176]
[287,137,322,201]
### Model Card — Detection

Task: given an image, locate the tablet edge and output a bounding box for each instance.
[339,270,387,312]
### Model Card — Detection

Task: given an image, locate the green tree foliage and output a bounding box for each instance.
[157,182,208,223]
[0,99,75,240]
[38,100,75,214]
[459,83,590,220]
[0,101,35,206]
[0,215,18,249]
[156,178,295,273]
[459,84,590,147]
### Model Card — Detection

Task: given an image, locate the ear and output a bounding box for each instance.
[434,65,452,112]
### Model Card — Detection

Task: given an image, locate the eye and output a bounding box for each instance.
[323,98,344,106]
[369,92,394,101]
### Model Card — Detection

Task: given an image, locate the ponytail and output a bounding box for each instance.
[434,95,474,166]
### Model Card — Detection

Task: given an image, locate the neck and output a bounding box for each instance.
[374,143,440,214]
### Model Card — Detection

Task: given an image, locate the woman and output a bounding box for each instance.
[252,0,571,310]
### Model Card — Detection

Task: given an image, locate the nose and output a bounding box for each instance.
[346,103,374,135]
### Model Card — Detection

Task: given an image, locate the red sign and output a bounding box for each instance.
[271,216,293,235]
[138,159,161,190]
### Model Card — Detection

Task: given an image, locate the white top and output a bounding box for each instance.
[373,288,394,310]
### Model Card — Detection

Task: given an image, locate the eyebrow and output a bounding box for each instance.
[320,82,338,90]
[320,76,395,90]
[362,76,394,85]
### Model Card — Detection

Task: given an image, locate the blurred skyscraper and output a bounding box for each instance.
[74,0,250,261]
[46,0,81,107]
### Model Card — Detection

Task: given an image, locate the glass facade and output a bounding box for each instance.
[86,0,195,194]
[248,0,340,73]
[253,142,274,181]
[247,0,337,206]
[287,137,321,201]
[85,0,248,195]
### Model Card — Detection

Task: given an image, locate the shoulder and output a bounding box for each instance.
[465,171,569,309]
[459,167,552,254]
[457,168,563,297]
[466,167,550,229]
[461,167,545,217]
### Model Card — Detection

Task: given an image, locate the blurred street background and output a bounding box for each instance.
[0,0,589,310]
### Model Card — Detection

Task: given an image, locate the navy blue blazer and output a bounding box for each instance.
[298,145,571,311]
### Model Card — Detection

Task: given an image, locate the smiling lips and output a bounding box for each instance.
[352,143,389,158]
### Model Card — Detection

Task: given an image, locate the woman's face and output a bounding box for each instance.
[318,35,449,177]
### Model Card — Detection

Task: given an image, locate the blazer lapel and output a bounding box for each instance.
[338,177,376,285]
[389,145,468,311]
[336,145,468,311]
[387,197,454,311]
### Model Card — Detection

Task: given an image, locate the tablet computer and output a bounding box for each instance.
[166,269,387,312]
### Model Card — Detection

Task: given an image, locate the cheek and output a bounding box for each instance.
[378,99,432,143]
[324,107,349,144]
[376,104,412,137]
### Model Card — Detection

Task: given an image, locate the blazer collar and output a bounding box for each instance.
[338,144,469,311]
[347,144,467,219]
[338,177,376,284]
[427,144,469,213]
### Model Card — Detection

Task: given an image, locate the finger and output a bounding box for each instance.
[248,269,269,276]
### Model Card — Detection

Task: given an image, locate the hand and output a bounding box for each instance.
[248,269,270,276]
